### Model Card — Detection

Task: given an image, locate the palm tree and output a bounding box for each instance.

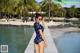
[40,0,52,20]
[0,0,22,17]
[69,5,77,18]
[26,0,41,21]
[40,0,63,18]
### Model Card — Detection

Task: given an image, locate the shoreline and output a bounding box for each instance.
[49,27,80,39]
[0,20,63,26]
[0,19,80,32]
[0,21,34,26]
[0,18,79,27]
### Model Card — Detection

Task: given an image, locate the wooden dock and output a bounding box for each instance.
[24,28,58,53]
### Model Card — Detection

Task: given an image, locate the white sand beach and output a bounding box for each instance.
[0,19,64,26]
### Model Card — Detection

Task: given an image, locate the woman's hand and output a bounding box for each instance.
[44,41,48,48]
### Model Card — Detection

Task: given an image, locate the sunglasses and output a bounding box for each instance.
[39,18,43,20]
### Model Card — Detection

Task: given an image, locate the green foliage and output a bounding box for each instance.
[0,0,40,17]
[57,0,62,2]
[40,0,65,17]
[0,0,79,18]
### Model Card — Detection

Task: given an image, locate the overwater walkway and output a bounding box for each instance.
[24,28,58,53]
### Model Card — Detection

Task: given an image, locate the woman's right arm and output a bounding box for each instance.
[39,29,47,47]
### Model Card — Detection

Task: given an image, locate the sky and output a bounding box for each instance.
[36,0,80,8]
[36,0,42,3]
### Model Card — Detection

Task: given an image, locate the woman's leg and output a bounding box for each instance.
[34,44,40,53]
[39,41,44,53]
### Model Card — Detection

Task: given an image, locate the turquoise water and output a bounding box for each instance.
[55,32,80,53]
[0,26,80,53]
[0,26,34,53]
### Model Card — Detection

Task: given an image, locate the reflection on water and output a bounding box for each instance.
[0,25,34,53]
[0,26,80,53]
[55,32,80,53]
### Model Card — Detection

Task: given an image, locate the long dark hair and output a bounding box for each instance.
[35,13,43,20]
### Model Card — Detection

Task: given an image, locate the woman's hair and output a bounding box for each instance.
[35,13,43,19]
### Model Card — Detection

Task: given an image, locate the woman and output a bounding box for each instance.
[34,13,47,53]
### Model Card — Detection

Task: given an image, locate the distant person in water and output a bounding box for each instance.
[34,13,47,53]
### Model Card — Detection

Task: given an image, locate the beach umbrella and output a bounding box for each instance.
[28,11,46,14]
[38,11,46,14]
[28,12,36,14]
